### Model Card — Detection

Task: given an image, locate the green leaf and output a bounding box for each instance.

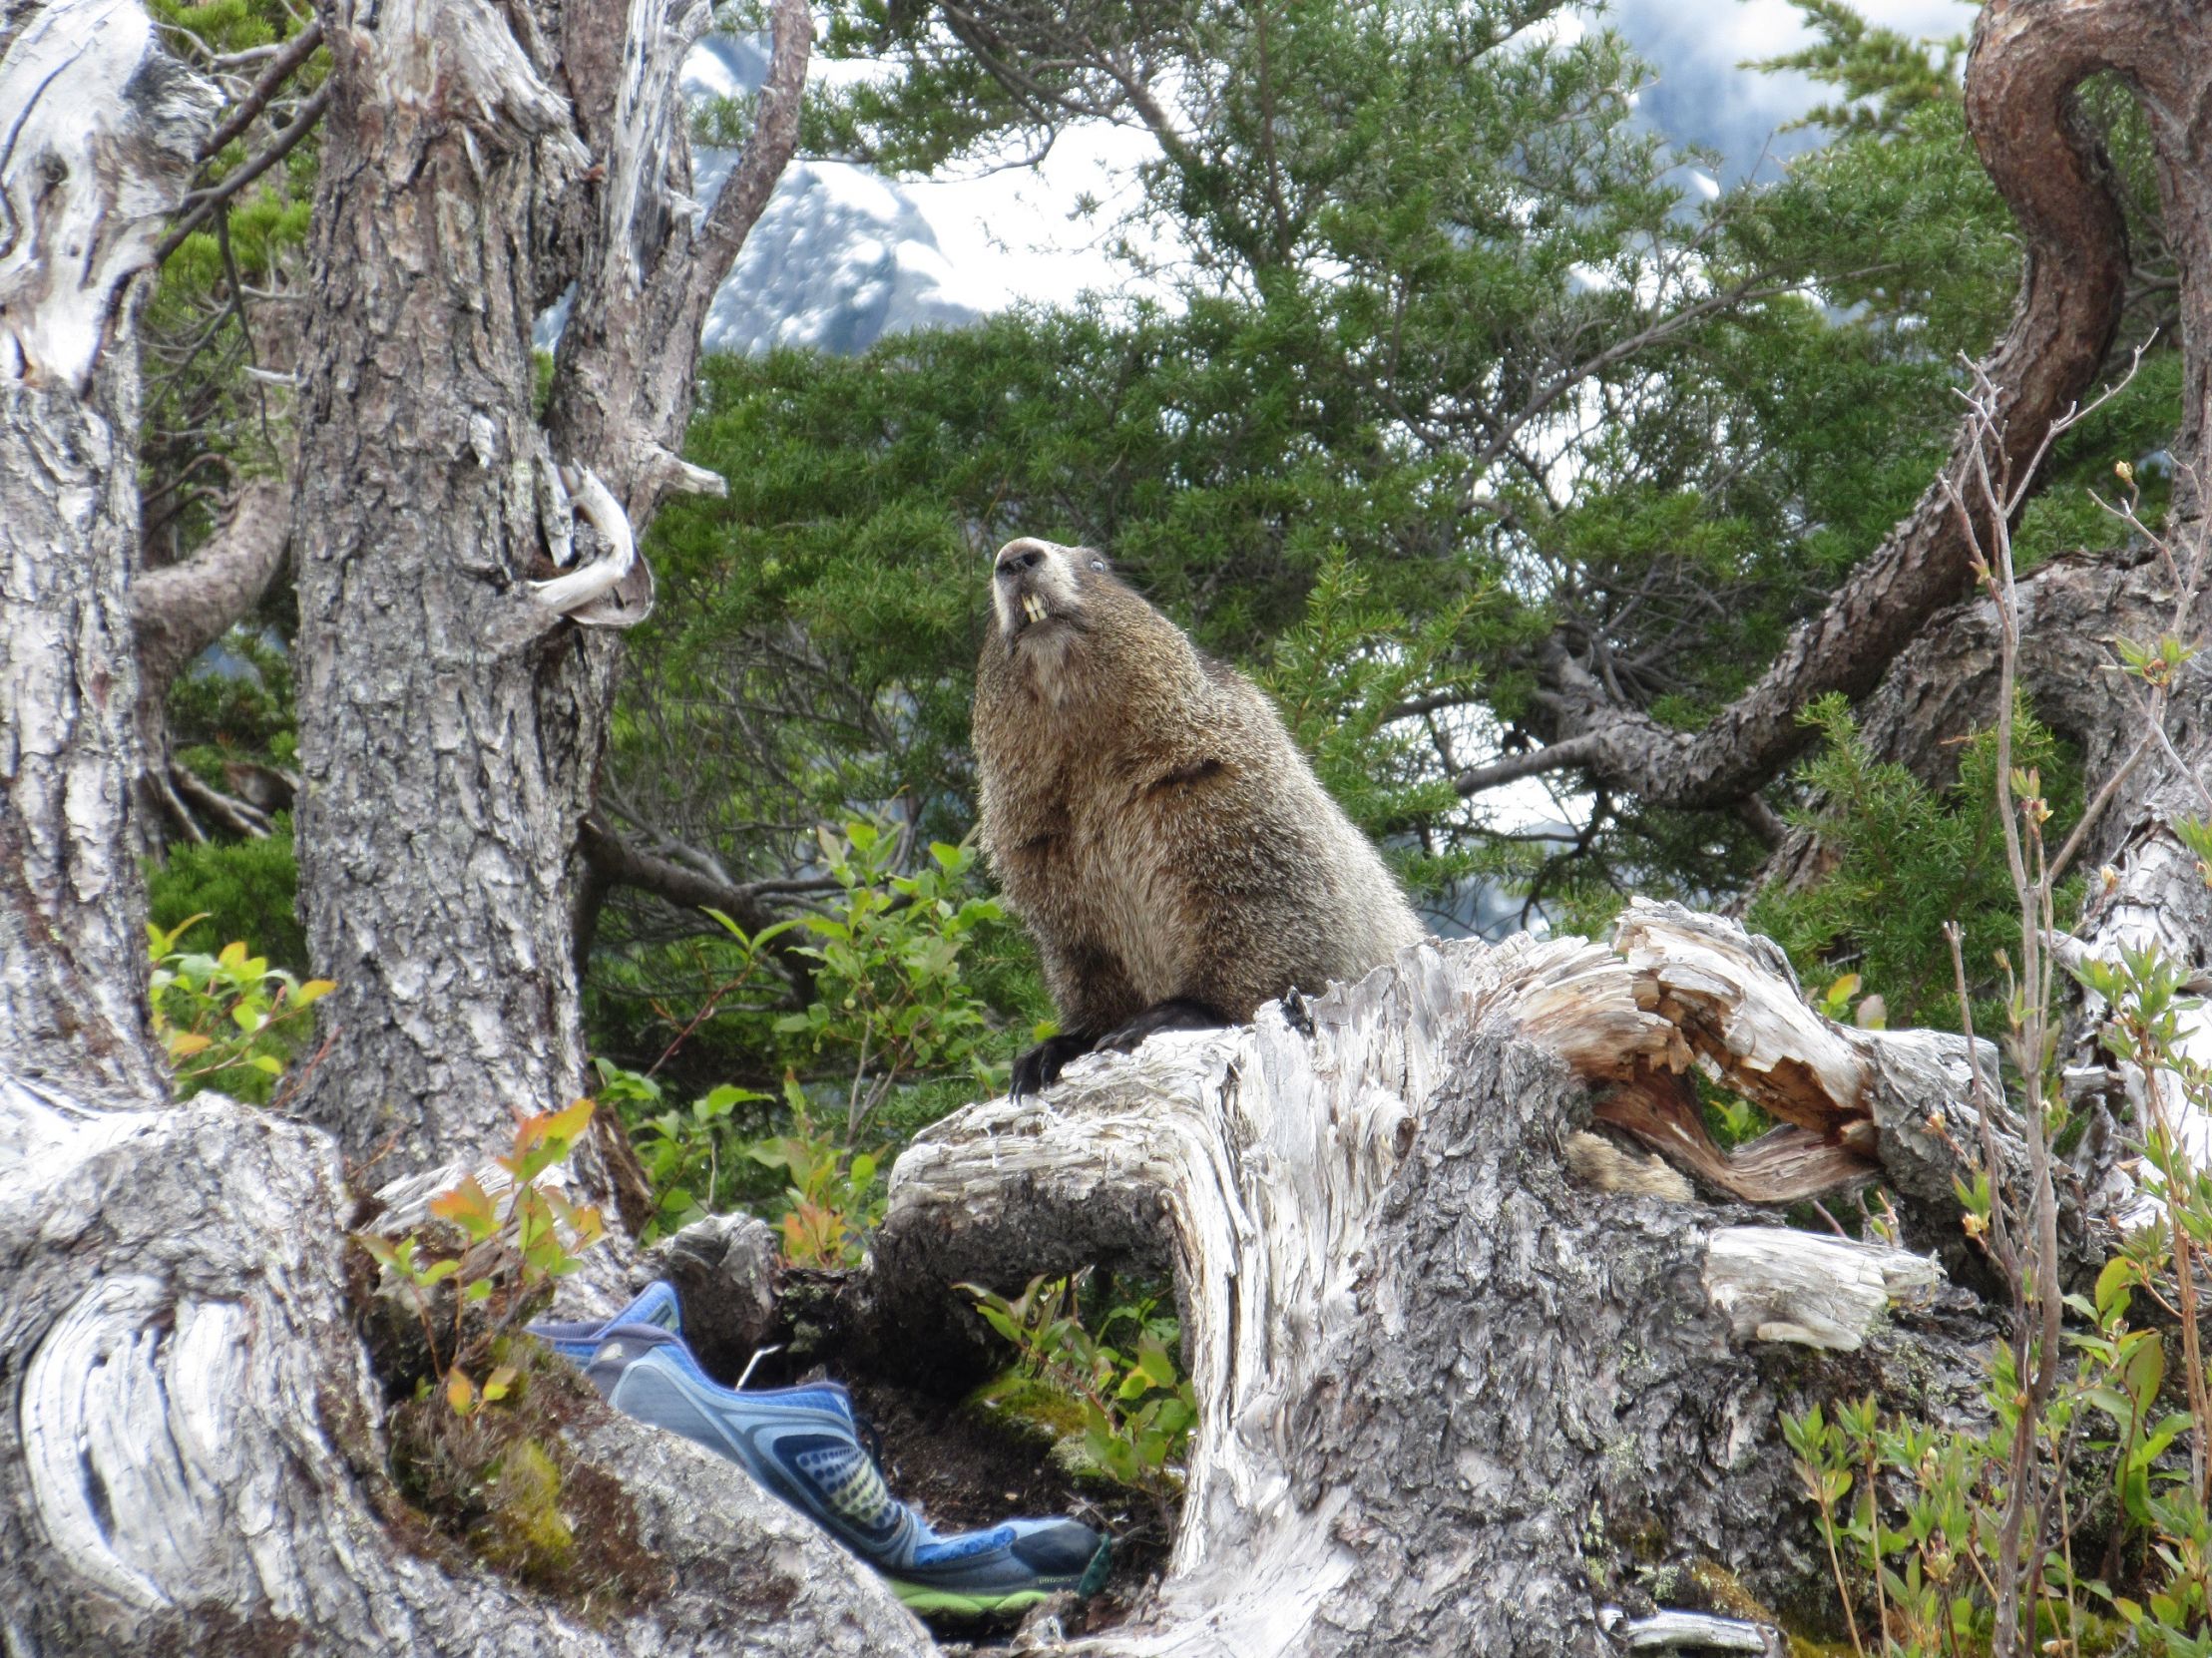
[429,1174,501,1242]
[2095,1254,2136,1320]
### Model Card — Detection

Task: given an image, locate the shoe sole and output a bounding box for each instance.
[887,1535,1112,1618]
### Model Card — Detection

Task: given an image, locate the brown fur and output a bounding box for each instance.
[973,539,1424,1075]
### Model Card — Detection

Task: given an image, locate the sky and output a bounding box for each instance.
[883,0,1981,314]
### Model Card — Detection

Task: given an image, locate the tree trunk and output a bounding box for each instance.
[0,0,214,1109]
[289,0,807,1174]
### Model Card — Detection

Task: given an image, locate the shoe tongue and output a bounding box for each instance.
[634,1283,682,1333]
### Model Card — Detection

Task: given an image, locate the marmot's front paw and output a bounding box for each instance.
[1095,998,1230,1055]
[1010,1034,1098,1101]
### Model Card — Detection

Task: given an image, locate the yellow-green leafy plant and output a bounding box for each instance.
[964,1273,1195,1527]
[776,820,1008,1144]
[148,912,333,1102]
[747,1076,887,1268]
[355,1098,608,1413]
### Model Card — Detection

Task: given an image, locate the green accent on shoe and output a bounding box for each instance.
[890,1582,1052,1616]
[888,1534,1110,1618]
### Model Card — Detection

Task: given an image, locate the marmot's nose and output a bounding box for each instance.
[995,539,1050,578]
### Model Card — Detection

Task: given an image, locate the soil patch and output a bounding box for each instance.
[845,1376,1175,1636]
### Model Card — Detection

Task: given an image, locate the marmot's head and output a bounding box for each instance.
[990,538,1109,646]
[980,536,1197,710]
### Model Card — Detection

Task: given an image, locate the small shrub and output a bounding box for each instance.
[147,821,304,975]
[775,819,1010,1142]
[964,1272,1195,1526]
[354,1098,608,1403]
[594,1059,775,1243]
[599,815,1016,1253]
[386,1341,663,1620]
[361,1101,651,1616]
[596,1061,886,1261]
[1749,694,2080,1028]
[148,912,331,1102]
[745,1079,887,1267]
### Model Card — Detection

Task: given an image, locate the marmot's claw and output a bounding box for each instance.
[1011,1034,1097,1101]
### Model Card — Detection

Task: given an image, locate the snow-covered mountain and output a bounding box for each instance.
[683,36,983,357]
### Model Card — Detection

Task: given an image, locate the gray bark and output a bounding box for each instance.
[863,912,2010,1656]
[133,475,293,846]
[1,1081,931,1657]
[289,0,808,1173]
[134,481,293,701]
[0,0,216,1108]
[287,0,602,1167]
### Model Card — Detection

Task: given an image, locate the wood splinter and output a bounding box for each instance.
[529,462,652,626]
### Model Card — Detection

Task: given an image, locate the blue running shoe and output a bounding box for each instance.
[533,1289,1109,1615]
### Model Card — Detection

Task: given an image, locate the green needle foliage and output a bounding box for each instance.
[1748,695,2083,1030]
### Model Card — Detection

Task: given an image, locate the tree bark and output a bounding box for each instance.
[0,0,217,1107]
[289,0,808,1174]
[133,477,293,705]
[287,0,602,1167]
[2,1079,934,1655]
[859,911,2020,1655]
[132,475,293,846]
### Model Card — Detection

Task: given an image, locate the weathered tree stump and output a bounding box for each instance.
[1,1075,933,1657]
[6,903,2037,1656]
[864,906,2023,1656]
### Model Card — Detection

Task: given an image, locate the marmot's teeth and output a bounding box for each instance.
[1023,595,1049,623]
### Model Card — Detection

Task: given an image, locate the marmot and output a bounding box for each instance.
[973,537,1425,1097]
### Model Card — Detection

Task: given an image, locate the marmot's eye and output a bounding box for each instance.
[1090,558,1107,572]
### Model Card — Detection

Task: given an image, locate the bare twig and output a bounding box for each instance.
[154,84,330,265]
[197,20,322,162]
